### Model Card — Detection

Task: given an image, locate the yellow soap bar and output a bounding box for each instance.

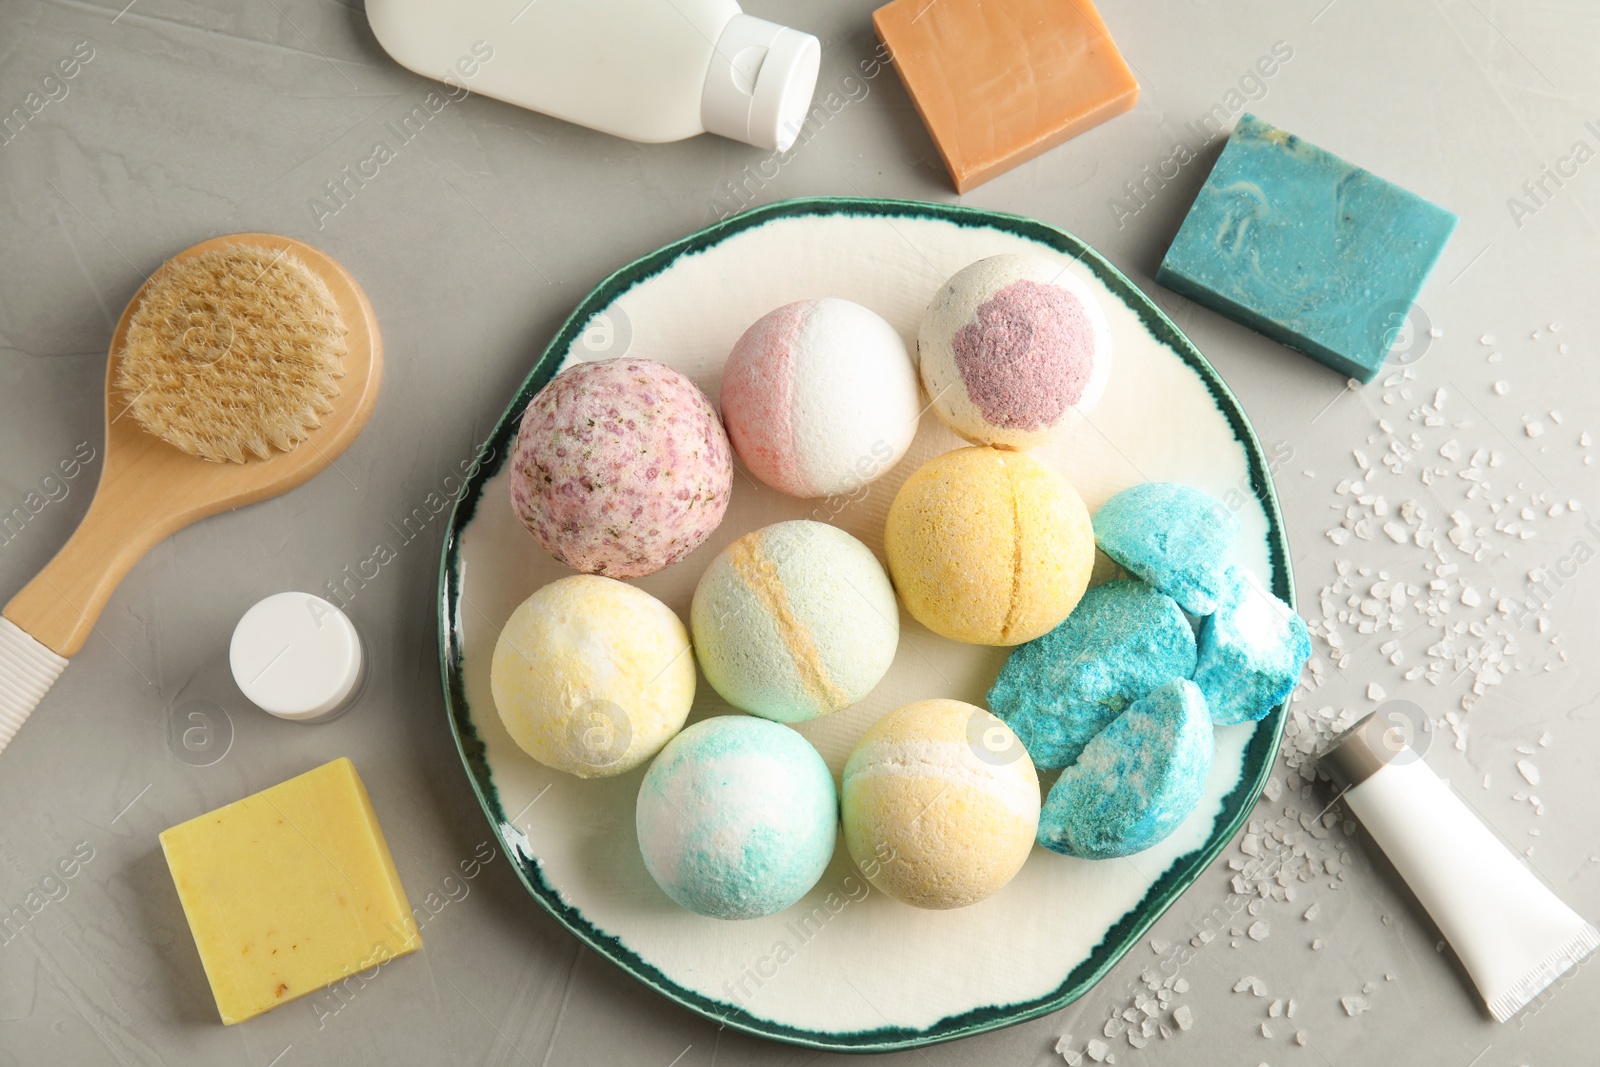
[159,758,421,1024]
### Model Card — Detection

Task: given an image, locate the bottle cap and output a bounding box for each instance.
[230,592,366,723]
[701,14,820,152]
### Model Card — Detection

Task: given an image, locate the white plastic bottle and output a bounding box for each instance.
[366,0,821,151]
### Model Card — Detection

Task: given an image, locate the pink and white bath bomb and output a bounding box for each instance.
[719,298,921,498]
[509,358,732,578]
[918,254,1112,450]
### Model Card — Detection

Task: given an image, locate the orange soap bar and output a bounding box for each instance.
[874,0,1139,192]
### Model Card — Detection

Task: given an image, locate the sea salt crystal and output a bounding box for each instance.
[1526,422,1545,438]
[1517,760,1541,785]
[1248,921,1269,941]
[1173,1006,1193,1031]
[1303,903,1320,920]
[1341,996,1369,1017]
[1086,1038,1109,1062]
[1493,382,1509,395]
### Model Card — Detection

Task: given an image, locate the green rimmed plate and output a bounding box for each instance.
[438,197,1291,1052]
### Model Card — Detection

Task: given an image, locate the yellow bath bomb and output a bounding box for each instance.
[884,446,1094,645]
[842,699,1040,909]
[491,575,695,778]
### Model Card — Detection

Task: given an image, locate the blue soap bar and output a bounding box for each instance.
[1194,565,1311,725]
[989,579,1197,771]
[1156,113,1457,383]
[1037,678,1213,860]
[1093,482,1238,616]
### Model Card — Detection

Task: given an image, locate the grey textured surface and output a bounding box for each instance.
[2,1,1597,1064]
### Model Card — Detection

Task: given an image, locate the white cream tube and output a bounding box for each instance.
[1324,714,1598,1022]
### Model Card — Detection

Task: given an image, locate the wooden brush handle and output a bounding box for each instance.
[3,491,171,658]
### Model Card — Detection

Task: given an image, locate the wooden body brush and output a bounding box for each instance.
[0,233,381,753]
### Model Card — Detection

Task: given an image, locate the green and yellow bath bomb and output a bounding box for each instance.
[690,520,899,723]
[491,575,695,778]
[884,446,1094,645]
[841,699,1040,910]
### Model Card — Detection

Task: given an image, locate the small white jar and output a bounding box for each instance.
[229,592,367,723]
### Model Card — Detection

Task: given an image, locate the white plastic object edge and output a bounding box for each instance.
[0,616,69,754]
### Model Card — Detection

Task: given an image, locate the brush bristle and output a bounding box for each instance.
[115,245,348,463]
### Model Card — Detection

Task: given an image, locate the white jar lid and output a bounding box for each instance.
[230,592,365,722]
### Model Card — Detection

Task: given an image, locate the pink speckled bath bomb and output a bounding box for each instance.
[509,358,733,578]
[720,298,921,498]
[919,254,1112,450]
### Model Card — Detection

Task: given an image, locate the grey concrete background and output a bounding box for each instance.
[1,0,1597,1064]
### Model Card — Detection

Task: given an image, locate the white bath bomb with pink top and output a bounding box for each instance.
[719,298,920,498]
[918,254,1113,450]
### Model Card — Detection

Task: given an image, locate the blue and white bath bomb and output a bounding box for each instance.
[1194,566,1311,725]
[691,520,899,722]
[1092,483,1239,615]
[1038,678,1213,860]
[636,717,837,920]
[989,579,1197,770]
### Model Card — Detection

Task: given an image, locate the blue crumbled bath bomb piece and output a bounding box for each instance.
[1194,565,1311,725]
[1037,678,1213,860]
[1092,482,1237,615]
[988,579,1196,770]
[1156,113,1457,384]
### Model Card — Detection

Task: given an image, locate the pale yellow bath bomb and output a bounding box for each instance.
[842,699,1040,909]
[491,575,695,777]
[884,446,1094,645]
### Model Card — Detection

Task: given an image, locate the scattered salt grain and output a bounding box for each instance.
[1517,760,1541,785]
[1341,996,1369,1017]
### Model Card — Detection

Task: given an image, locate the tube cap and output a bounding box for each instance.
[230,592,366,723]
[701,14,820,152]
[1320,711,1418,790]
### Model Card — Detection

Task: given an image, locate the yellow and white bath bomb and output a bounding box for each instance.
[884,446,1094,645]
[491,575,695,778]
[841,699,1040,909]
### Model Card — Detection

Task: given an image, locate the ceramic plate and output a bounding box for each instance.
[438,197,1291,1052]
